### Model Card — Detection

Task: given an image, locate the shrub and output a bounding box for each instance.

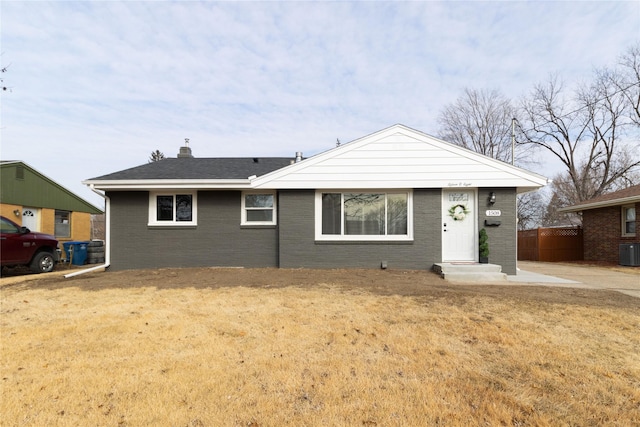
[479,228,490,258]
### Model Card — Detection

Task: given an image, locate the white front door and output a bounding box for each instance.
[442,190,476,262]
[22,208,40,231]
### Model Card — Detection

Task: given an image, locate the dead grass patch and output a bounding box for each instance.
[1,268,639,426]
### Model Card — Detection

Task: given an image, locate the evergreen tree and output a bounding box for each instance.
[149,150,165,163]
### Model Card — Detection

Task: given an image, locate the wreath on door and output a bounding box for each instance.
[448,204,470,221]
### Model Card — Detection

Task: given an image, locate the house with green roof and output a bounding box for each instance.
[1,161,103,253]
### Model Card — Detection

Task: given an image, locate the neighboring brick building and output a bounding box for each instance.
[559,185,640,264]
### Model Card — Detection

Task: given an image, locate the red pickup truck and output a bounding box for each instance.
[1,215,59,273]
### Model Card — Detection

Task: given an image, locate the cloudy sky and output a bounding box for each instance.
[1,1,639,208]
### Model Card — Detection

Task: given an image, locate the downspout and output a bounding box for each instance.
[64,185,110,278]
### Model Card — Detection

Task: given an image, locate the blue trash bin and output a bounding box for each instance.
[63,241,90,265]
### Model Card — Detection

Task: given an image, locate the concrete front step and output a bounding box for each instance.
[433,263,507,282]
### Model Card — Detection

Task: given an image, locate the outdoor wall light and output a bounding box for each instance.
[13,209,20,217]
[488,192,496,205]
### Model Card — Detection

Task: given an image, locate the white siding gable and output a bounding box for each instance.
[252,124,547,192]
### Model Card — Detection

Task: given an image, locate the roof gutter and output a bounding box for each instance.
[64,185,110,278]
[82,178,252,190]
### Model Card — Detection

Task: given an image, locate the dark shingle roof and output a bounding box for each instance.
[560,184,640,212]
[571,184,640,207]
[89,157,294,181]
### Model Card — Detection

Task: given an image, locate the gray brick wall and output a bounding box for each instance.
[107,191,278,270]
[277,189,442,270]
[106,188,518,274]
[478,188,517,275]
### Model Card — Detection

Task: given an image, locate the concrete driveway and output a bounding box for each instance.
[510,261,640,299]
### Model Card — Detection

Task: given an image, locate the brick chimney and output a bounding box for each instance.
[178,138,193,158]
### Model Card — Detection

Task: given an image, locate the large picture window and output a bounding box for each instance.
[316,191,412,241]
[148,192,197,226]
[242,192,276,225]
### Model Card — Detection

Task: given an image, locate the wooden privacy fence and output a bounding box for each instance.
[518,227,584,262]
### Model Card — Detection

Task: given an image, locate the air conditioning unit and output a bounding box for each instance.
[619,244,640,266]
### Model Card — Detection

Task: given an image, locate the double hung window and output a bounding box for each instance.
[622,205,636,236]
[149,192,197,226]
[242,192,276,225]
[316,191,412,241]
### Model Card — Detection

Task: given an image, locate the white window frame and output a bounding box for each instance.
[148,191,197,226]
[622,205,636,237]
[314,190,413,241]
[241,191,277,226]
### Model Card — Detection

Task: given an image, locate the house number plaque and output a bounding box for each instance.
[486,210,501,217]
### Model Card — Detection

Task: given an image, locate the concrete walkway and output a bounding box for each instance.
[508,261,640,299]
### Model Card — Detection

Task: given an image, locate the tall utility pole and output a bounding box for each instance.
[511,118,516,165]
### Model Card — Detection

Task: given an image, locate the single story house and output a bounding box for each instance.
[0,161,103,252]
[558,184,639,265]
[83,125,547,274]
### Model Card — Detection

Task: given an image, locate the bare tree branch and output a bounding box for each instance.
[602,43,640,127]
[519,70,639,205]
[437,88,538,167]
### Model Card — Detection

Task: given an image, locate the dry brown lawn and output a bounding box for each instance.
[1,267,639,426]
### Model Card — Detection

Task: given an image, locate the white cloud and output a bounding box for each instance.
[1,0,638,207]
